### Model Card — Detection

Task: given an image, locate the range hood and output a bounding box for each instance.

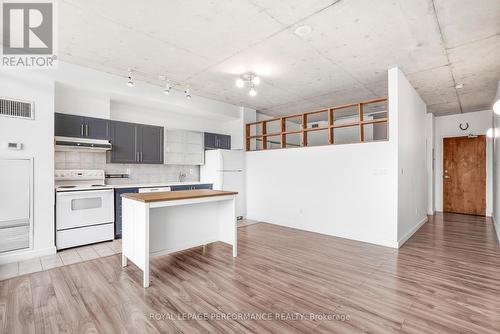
[55,136,112,152]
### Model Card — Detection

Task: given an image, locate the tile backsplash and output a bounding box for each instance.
[55,151,199,184]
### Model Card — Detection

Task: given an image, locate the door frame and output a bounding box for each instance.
[442,135,486,216]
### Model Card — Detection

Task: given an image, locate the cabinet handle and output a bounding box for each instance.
[80,124,84,136]
[140,152,143,162]
[136,152,139,162]
[85,124,89,136]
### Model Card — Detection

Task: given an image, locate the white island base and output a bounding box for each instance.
[121,190,238,288]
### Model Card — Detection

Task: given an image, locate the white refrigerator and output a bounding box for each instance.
[201,149,246,219]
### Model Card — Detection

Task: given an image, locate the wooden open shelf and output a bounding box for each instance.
[246,97,388,151]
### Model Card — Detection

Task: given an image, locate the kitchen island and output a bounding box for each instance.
[121,189,238,288]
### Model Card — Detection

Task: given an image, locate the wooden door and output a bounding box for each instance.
[443,135,486,216]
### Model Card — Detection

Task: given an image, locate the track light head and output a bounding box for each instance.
[163,79,172,95]
[249,86,257,97]
[236,78,245,88]
[126,69,135,87]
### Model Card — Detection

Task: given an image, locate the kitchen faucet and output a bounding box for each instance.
[178,171,187,182]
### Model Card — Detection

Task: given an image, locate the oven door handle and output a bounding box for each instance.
[56,189,113,196]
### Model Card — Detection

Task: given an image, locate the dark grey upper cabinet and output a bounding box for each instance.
[109,121,138,164]
[109,121,164,164]
[138,125,163,164]
[219,134,231,150]
[55,113,85,138]
[204,132,231,150]
[85,117,110,140]
[204,132,216,149]
[55,113,109,140]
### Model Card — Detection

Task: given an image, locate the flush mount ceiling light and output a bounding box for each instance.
[235,72,260,97]
[455,83,464,89]
[294,25,312,37]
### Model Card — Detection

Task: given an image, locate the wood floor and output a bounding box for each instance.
[1,213,499,333]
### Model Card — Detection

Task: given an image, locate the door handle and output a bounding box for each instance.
[444,175,450,179]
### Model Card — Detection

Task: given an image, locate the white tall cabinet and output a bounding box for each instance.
[164,129,204,165]
[0,158,32,253]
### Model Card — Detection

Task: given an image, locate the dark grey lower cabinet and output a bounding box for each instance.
[204,132,231,150]
[114,187,139,238]
[171,184,213,191]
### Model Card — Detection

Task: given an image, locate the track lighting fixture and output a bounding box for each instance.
[127,69,135,87]
[235,72,260,97]
[126,68,195,98]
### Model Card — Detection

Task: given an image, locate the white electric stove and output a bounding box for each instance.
[55,170,114,249]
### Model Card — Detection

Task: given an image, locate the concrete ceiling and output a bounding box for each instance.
[58,0,500,117]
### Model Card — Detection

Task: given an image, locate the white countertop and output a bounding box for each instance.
[110,181,212,189]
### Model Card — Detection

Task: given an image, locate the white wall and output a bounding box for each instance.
[434,110,494,215]
[246,68,428,248]
[246,142,399,247]
[55,82,110,119]
[110,101,237,137]
[0,71,56,264]
[246,71,399,248]
[493,81,500,241]
[391,68,428,244]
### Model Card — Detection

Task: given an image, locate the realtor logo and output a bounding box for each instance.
[2,1,57,68]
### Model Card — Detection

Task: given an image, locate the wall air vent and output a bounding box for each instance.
[0,97,34,120]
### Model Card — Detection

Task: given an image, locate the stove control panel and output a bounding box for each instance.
[54,169,105,181]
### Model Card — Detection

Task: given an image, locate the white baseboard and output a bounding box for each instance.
[0,246,56,265]
[493,215,500,243]
[397,216,428,248]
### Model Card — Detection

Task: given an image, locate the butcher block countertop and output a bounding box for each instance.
[121,189,238,203]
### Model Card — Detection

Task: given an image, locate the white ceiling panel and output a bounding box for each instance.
[434,0,500,48]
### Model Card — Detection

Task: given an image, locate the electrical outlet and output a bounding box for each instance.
[189,168,194,175]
